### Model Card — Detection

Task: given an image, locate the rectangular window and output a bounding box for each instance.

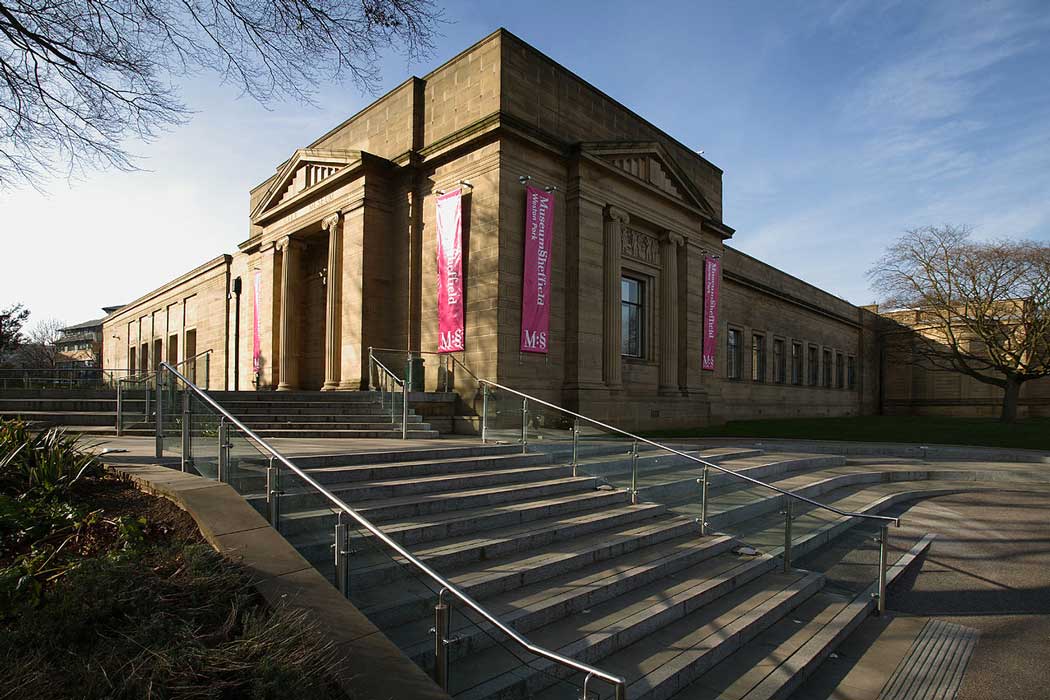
[836,352,845,389]
[847,356,856,390]
[773,338,786,384]
[621,276,644,358]
[790,342,803,385]
[727,328,742,380]
[751,333,766,382]
[808,345,818,386]
[822,348,832,387]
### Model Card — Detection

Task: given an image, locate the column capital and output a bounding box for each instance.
[663,231,686,248]
[605,205,630,225]
[321,212,342,233]
[276,235,305,252]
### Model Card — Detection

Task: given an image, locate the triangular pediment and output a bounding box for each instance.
[251,149,360,222]
[580,142,715,216]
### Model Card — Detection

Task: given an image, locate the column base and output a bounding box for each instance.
[320,381,341,391]
[276,383,293,392]
[658,385,680,397]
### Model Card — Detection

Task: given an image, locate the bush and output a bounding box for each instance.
[2,543,344,699]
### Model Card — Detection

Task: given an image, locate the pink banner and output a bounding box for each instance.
[701,256,721,371]
[520,186,554,352]
[252,270,262,374]
[436,189,465,353]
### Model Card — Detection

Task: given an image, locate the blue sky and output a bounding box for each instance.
[3,0,1049,325]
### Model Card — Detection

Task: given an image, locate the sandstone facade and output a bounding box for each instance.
[104,29,1017,428]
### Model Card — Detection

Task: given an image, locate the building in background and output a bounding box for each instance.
[55,306,124,368]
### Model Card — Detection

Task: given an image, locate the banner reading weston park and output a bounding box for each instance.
[520,186,554,353]
[701,255,721,370]
[436,189,465,353]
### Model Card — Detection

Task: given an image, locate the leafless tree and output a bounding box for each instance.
[0,302,28,365]
[0,0,441,189]
[870,225,1050,422]
[18,316,65,366]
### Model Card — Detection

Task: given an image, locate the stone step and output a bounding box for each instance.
[343,475,599,522]
[671,590,853,700]
[229,405,415,416]
[554,571,824,700]
[0,410,118,426]
[234,410,424,420]
[275,478,623,543]
[288,443,523,468]
[292,501,671,587]
[298,451,552,486]
[727,480,970,562]
[634,454,847,504]
[288,462,578,508]
[0,398,128,411]
[247,427,439,439]
[395,535,748,671]
[459,566,822,700]
[357,514,704,631]
[233,420,425,431]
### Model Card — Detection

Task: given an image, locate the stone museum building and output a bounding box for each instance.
[102,29,1048,427]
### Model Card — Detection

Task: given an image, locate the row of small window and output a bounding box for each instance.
[726,328,856,390]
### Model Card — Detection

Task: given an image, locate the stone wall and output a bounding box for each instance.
[103,255,231,389]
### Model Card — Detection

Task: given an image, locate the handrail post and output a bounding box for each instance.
[266,456,281,530]
[876,524,888,616]
[783,498,794,572]
[144,382,151,425]
[521,398,529,453]
[433,590,452,692]
[334,512,351,598]
[698,462,710,535]
[571,417,580,477]
[204,352,210,390]
[217,416,229,483]
[181,389,192,473]
[615,681,627,700]
[402,374,409,440]
[368,347,374,392]
[116,379,124,437]
[155,371,164,459]
[480,384,489,443]
[630,441,639,504]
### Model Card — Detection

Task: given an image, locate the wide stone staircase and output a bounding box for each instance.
[0,389,439,439]
[216,439,1047,700]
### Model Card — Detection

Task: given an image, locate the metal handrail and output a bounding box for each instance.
[121,349,215,384]
[158,360,627,698]
[478,377,900,528]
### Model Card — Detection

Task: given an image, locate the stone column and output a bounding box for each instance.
[276,236,303,391]
[321,213,342,391]
[659,231,685,395]
[603,206,628,388]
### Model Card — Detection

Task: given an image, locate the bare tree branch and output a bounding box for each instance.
[0,0,442,189]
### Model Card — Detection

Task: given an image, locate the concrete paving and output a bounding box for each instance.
[790,486,1050,700]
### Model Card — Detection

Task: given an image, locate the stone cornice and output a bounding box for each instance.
[103,255,232,326]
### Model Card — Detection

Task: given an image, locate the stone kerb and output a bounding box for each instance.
[111,462,451,700]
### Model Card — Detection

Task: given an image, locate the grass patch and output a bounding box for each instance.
[0,419,346,699]
[644,415,1050,451]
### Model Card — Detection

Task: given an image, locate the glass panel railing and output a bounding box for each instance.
[0,367,138,391]
[154,361,626,698]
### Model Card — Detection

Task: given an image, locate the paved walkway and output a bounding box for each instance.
[791,486,1050,700]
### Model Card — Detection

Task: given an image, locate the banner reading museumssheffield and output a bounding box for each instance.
[520,185,554,353]
[701,256,720,371]
[436,189,465,353]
